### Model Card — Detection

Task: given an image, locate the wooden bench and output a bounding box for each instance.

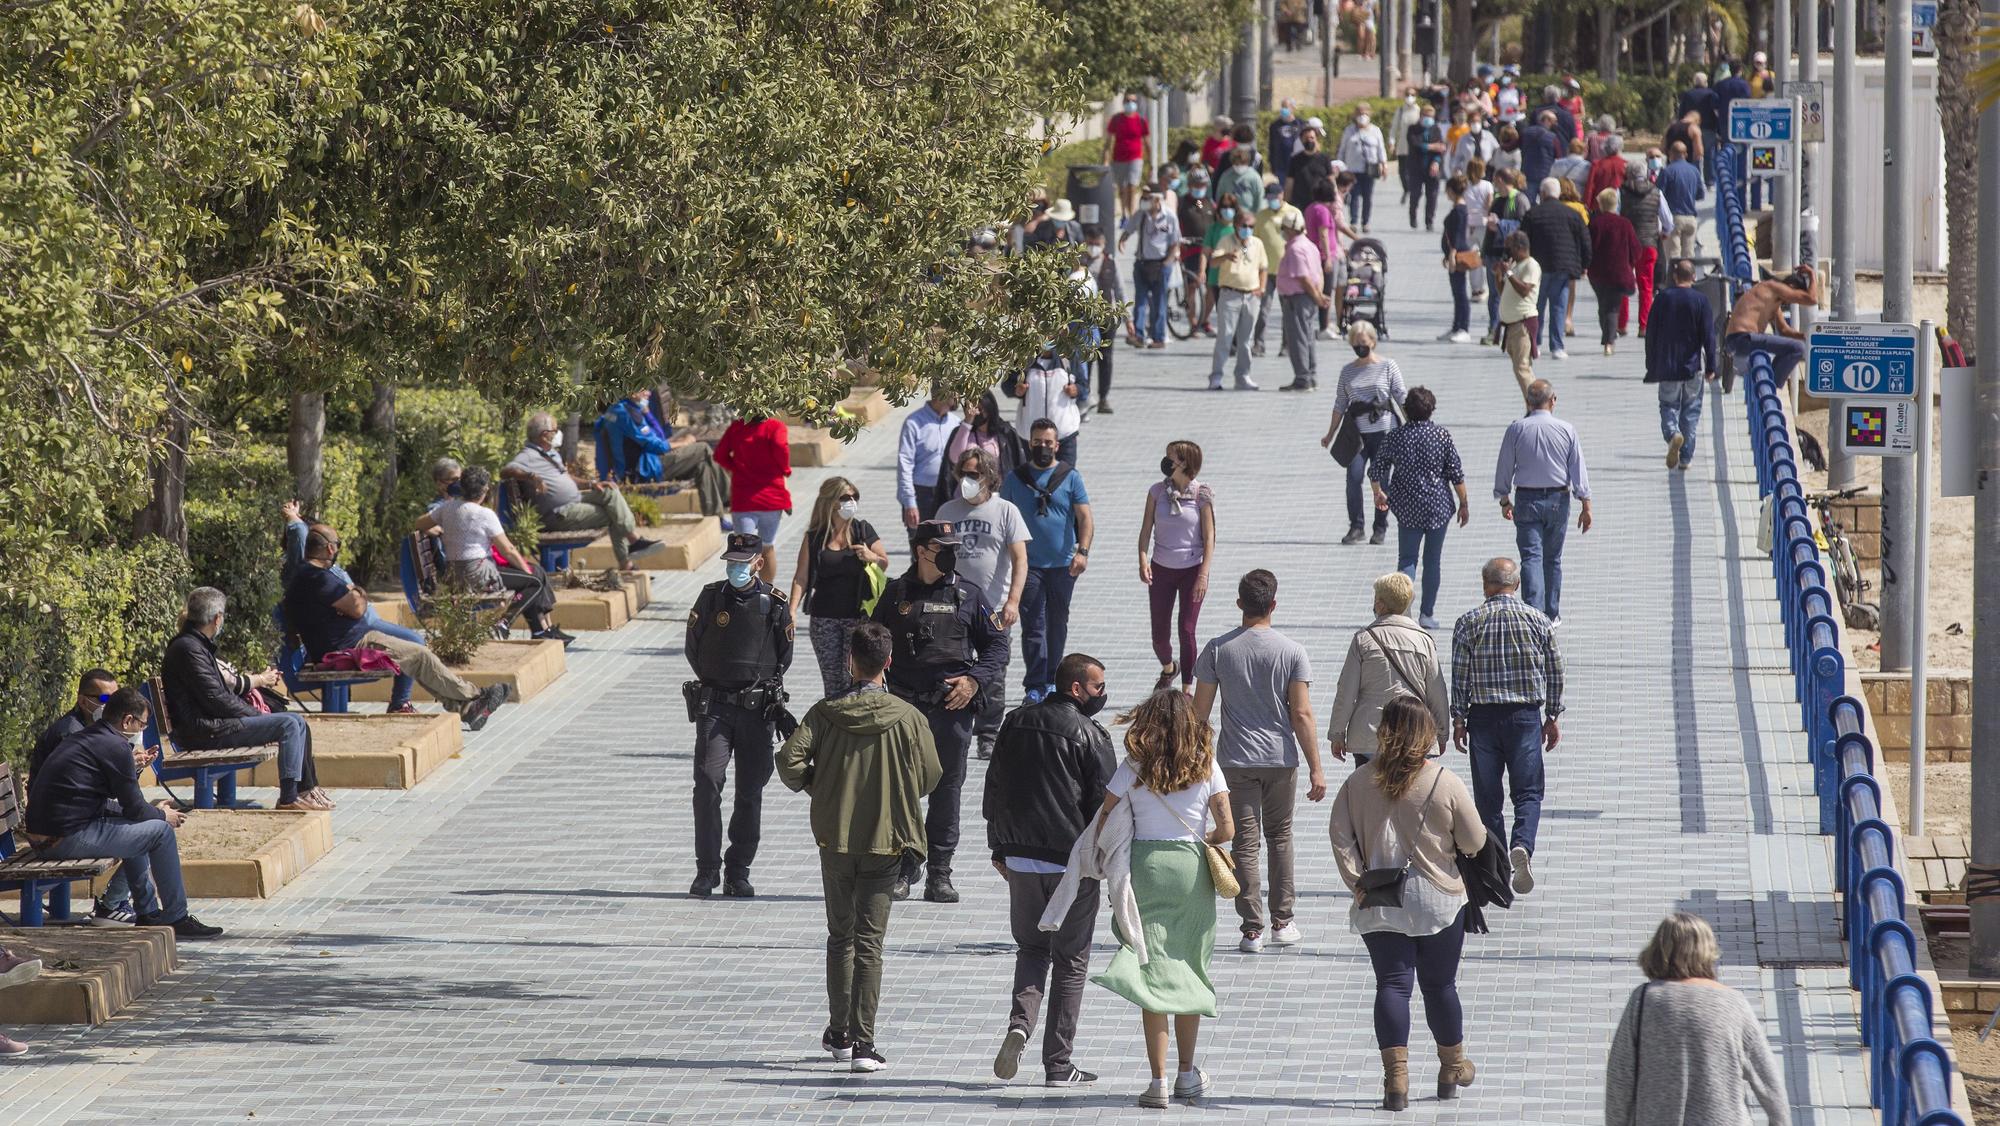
[0,763,119,926]
[141,678,275,810]
[273,606,393,713]
[397,531,509,633]
[497,479,600,573]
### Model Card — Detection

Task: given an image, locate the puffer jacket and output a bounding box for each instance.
[777,687,941,855]
[160,626,257,744]
[984,694,1117,865]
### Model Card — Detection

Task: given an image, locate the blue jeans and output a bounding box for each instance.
[42,818,188,922]
[1537,271,1571,353]
[1133,263,1170,344]
[1725,331,1807,385]
[1658,380,1705,462]
[1512,487,1569,619]
[1448,269,1471,332]
[1019,565,1079,692]
[346,614,424,708]
[1485,259,1504,335]
[1466,703,1546,854]
[189,712,312,785]
[1071,327,1100,409]
[1346,430,1389,533]
[1396,523,1449,618]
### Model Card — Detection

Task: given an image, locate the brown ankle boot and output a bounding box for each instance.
[1381,1046,1409,1111]
[1437,1042,1477,1099]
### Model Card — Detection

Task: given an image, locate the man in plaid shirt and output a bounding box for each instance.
[1450,557,1563,896]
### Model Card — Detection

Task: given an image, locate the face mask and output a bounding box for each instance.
[546,430,562,450]
[1236,225,1254,241]
[1218,207,1234,220]
[1356,115,1370,127]
[85,703,104,722]
[1029,445,1056,468]
[1125,100,1138,113]
[1421,116,1435,128]
[1169,176,1183,191]
[837,499,859,521]
[1280,107,1294,120]
[959,476,982,502]
[1648,157,1664,170]
[1405,95,1417,105]
[1086,245,1104,260]
[726,561,755,588]
[446,481,463,497]
[932,545,958,574]
[1264,196,1280,210]
[1160,456,1178,478]
[1191,187,1208,200]
[1470,123,1483,134]
[1077,687,1109,718]
[1353,342,1371,357]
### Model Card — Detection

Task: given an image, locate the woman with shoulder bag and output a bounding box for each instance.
[1091,689,1235,1108]
[1328,574,1451,768]
[787,476,889,698]
[1367,387,1470,626]
[1320,320,1407,546]
[1437,175,1477,343]
[1329,697,1486,1111]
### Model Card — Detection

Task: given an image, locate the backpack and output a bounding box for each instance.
[1012,461,1075,518]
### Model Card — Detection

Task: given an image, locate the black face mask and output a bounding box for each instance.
[1353,342,1371,357]
[1077,688,1109,717]
[932,545,958,575]
[1160,456,1178,478]
[1030,446,1057,468]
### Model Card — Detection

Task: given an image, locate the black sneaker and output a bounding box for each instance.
[1096,401,1114,415]
[628,536,661,553]
[890,875,912,901]
[850,1043,888,1073]
[1340,528,1367,546]
[94,900,136,925]
[461,683,511,731]
[1047,1065,1099,1087]
[1369,527,1387,546]
[139,912,222,939]
[689,871,720,898]
[822,1026,853,1061]
[722,875,755,898]
[975,740,994,761]
[532,627,577,648]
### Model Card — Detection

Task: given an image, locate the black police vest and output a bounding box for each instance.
[690,584,782,687]
[891,582,976,678]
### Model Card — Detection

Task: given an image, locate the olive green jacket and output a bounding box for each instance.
[777,687,941,855]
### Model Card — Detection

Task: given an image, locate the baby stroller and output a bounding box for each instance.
[1339,237,1389,339]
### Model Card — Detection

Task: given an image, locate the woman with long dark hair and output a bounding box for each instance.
[1137,440,1214,692]
[787,475,889,697]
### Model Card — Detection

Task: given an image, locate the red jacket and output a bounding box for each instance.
[1587,212,1642,292]
[1585,155,1628,212]
[716,417,792,512]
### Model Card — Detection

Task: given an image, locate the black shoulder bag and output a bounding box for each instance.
[1351,767,1445,909]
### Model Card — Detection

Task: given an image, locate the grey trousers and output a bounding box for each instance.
[548,486,638,564]
[1223,765,1299,936]
[1281,292,1320,384]
[1004,868,1100,1073]
[1208,287,1258,387]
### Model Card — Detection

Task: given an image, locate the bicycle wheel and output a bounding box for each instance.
[1167,273,1194,340]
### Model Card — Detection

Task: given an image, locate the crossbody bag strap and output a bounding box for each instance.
[1630,983,1649,1114]
[1365,626,1425,699]
[1382,766,1446,865]
[1146,785,1210,841]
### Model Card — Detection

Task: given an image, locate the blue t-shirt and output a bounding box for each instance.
[1001,464,1090,570]
[284,565,366,660]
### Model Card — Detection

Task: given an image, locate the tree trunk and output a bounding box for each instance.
[1599,3,1620,81]
[365,378,398,518]
[1260,0,1276,109]
[132,406,189,549]
[1449,0,1474,83]
[1937,0,1982,345]
[289,391,325,511]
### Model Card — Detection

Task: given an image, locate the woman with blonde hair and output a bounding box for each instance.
[786,476,889,697]
[1092,689,1235,1107]
[1330,696,1486,1110]
[1604,913,1790,1126]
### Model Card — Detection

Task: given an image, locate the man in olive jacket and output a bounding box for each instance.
[777,621,941,1075]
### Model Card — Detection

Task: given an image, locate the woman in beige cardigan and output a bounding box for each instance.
[1329,696,1487,1111]
[1327,573,1450,767]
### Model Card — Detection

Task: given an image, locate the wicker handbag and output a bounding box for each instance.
[1149,789,1240,899]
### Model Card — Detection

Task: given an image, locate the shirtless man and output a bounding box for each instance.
[1723,266,1818,385]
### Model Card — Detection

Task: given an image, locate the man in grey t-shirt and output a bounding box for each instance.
[935,447,1029,758]
[1192,569,1327,952]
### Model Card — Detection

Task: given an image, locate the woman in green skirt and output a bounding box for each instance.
[1092,689,1236,1108]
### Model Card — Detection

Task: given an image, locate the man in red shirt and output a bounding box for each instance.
[1200,115,1237,177]
[1102,93,1150,219]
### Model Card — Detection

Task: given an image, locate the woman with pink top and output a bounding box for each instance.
[1137,440,1216,692]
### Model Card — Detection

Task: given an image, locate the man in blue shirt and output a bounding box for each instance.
[1493,380,1593,625]
[999,421,1093,703]
[1517,110,1564,187]
[895,388,962,531]
[594,389,727,516]
[1656,142,1704,259]
[1643,260,1718,470]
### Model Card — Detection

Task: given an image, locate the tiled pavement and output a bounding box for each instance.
[0,207,1878,1123]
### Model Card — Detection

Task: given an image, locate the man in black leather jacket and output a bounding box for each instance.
[980,653,1115,1087]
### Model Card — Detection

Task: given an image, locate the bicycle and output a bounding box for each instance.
[1167,248,1211,341]
[1807,487,1880,630]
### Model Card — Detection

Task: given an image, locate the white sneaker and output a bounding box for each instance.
[993,1027,1026,1080]
[1510,846,1535,894]
[1137,1079,1171,1108]
[1238,932,1264,953]
[1173,1066,1212,1101]
[1435,329,1457,341]
[1448,330,1472,343]
[1269,923,1303,946]
[1551,348,1569,360]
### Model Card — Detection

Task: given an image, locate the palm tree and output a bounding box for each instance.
[1936,2,1992,348]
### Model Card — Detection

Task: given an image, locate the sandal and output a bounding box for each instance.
[1152,662,1178,694]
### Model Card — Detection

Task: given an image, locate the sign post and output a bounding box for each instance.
[1910,321,1935,834]
[1808,321,1921,399]
[1780,80,1826,143]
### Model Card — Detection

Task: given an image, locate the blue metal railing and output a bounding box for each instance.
[1716,144,1965,1125]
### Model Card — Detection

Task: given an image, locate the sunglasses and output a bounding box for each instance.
[96,693,113,704]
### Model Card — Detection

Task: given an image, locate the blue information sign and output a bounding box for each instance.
[1727,98,1795,144]
[1807,322,1920,400]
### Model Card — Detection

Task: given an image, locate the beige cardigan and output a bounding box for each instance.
[1326,614,1451,757]
[1329,760,1487,896]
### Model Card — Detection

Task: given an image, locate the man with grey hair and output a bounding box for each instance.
[1520,176,1590,360]
[1494,379,1592,624]
[161,587,330,810]
[502,412,657,569]
[1449,556,1563,894]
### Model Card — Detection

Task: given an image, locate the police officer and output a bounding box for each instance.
[683,532,794,898]
[871,520,1005,903]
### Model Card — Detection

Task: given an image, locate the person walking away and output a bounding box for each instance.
[1520,177,1590,359]
[716,413,792,583]
[1656,141,1703,260]
[1321,321,1407,545]
[1486,125,1521,180]
[1083,226,1124,411]
[1437,176,1476,342]
[984,653,1116,1086]
[1405,105,1447,230]
[1121,188,1182,350]
[1199,116,1236,175]
[1275,213,1331,390]
[1517,111,1563,188]
[896,388,961,531]
[1330,696,1486,1110]
[1493,380,1591,622]
[1645,260,1719,470]
[1551,138,1590,201]
[936,449,1029,762]
[1013,344,1083,464]
[872,521,1007,901]
[777,622,942,1074]
[1557,179,1590,338]
[1305,178,1357,333]
[1619,164,1667,334]
[1206,207,1268,391]
[1450,557,1563,894]
[1001,423,1092,704]
[1495,232,1542,397]
[1251,177,1300,359]
[1604,912,1792,1126]
[789,477,890,697]
[1723,266,1818,386]
[1585,133,1628,212]
[1137,442,1215,692]
[1191,569,1327,953]
[1087,689,1235,1108]
[1329,574,1451,767]
[1368,388,1469,626]
[1102,94,1150,219]
[1587,190,1642,356]
[1481,173,1528,344]
[1661,112,1705,184]
[1337,107,1388,231]
[683,532,794,898]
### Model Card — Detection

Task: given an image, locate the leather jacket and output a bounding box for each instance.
[983,695,1117,866]
[160,627,257,744]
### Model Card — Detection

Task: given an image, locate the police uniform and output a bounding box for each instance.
[683,532,794,897]
[870,521,1006,901]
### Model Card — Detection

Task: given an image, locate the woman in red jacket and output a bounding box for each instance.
[715,414,792,581]
[1586,188,1643,357]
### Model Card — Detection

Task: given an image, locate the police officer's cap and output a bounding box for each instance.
[722,531,763,561]
[909,520,961,547]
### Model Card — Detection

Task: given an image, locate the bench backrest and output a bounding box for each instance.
[143,676,176,738]
[0,762,21,837]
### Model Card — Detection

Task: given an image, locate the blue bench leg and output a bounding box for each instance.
[193,769,217,810]
[20,884,45,927]
[324,682,350,713]
[217,770,237,809]
[46,880,72,922]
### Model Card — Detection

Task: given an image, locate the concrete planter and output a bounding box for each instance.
[573,514,720,572]
[348,638,566,704]
[550,587,630,631]
[178,809,334,899]
[0,925,177,1024]
[247,713,463,790]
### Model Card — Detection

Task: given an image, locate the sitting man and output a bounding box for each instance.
[284,523,511,729]
[163,587,332,811]
[281,498,350,589]
[1723,265,1818,386]
[25,687,222,939]
[597,389,729,517]
[31,668,150,922]
[502,412,657,570]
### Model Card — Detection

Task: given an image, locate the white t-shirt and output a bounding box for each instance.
[437,498,504,563]
[1107,757,1231,842]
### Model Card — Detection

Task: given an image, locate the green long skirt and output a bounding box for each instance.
[1092,840,1219,1017]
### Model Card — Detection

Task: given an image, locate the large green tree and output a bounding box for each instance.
[1035,0,1255,103]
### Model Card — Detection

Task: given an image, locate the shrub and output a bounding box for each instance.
[423,585,507,667]
[626,491,664,528]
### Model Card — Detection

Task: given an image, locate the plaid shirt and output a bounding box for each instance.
[1450,593,1564,720]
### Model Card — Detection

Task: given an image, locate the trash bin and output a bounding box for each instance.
[1693,263,1736,389]
[1065,164,1118,232]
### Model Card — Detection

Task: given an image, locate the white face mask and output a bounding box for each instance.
[545,430,563,450]
[959,476,982,502]
[837,499,859,521]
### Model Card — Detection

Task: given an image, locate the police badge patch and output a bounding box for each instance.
[715,610,732,627]
[897,602,912,617]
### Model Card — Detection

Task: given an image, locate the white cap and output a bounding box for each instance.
[1752,50,1768,64]
[1306,116,1326,132]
